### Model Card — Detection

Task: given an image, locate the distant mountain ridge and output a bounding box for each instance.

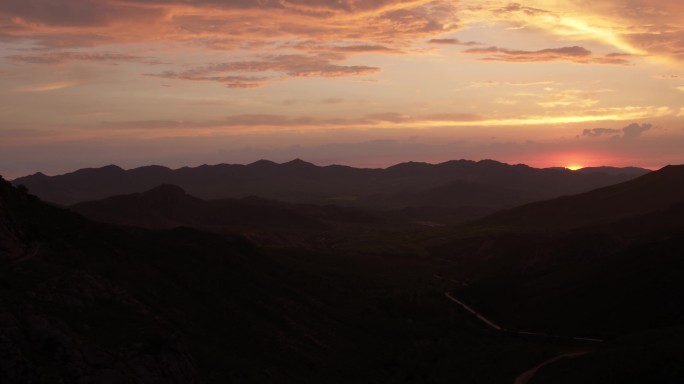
[425,164,684,338]
[12,159,651,208]
[71,184,326,230]
[477,164,684,231]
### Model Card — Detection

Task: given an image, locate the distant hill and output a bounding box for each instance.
[574,166,651,177]
[0,177,376,382]
[71,184,324,230]
[477,164,684,231]
[12,159,650,209]
[70,185,498,249]
[425,164,684,338]
[0,176,577,384]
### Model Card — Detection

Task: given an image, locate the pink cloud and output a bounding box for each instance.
[7,51,158,65]
[463,46,632,65]
[148,53,379,87]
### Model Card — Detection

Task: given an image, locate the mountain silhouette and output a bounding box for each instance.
[13,159,650,208]
[70,185,495,248]
[477,164,684,231]
[2,160,683,383]
[425,164,684,340]
[3,175,596,383]
[0,177,381,382]
[71,184,323,231]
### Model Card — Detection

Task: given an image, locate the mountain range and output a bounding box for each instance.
[420,164,684,382]
[1,160,683,383]
[12,159,649,209]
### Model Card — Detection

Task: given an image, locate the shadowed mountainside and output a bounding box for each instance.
[12,159,649,208]
[476,164,684,231]
[426,165,684,329]
[0,176,581,384]
[417,165,684,382]
[0,177,362,382]
[71,184,324,230]
[2,163,683,383]
[69,184,498,249]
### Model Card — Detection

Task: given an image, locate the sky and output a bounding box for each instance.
[1,0,683,178]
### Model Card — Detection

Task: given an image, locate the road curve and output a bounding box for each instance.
[445,292,504,331]
[438,275,604,343]
[514,351,589,384]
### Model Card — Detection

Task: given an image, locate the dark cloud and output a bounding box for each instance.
[582,123,652,139]
[622,123,652,139]
[0,0,162,27]
[463,45,632,65]
[582,128,621,137]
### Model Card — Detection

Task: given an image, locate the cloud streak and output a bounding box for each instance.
[98,108,671,132]
[428,38,479,46]
[463,45,632,65]
[7,51,157,65]
[148,53,380,87]
[15,81,81,92]
[463,0,684,65]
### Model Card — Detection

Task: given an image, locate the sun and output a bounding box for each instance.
[566,164,584,171]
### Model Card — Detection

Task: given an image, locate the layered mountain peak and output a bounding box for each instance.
[248,159,277,168]
[650,164,684,178]
[143,184,188,198]
[282,158,317,168]
[478,164,684,231]
[12,159,651,208]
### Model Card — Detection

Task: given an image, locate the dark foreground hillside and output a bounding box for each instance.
[2,163,684,383]
[0,177,580,383]
[420,165,684,382]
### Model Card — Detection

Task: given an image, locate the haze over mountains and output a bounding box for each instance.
[1,159,683,383]
[13,159,649,209]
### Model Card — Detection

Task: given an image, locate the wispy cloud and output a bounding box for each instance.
[16,81,81,92]
[0,0,460,49]
[98,107,672,132]
[463,45,632,65]
[147,53,380,87]
[428,38,479,46]
[7,51,159,65]
[469,80,557,88]
[461,1,684,65]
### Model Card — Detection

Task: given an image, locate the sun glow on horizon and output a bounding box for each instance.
[566,165,584,171]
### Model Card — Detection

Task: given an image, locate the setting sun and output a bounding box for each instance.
[566,165,584,171]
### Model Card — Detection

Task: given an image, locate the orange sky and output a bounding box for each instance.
[1,0,683,177]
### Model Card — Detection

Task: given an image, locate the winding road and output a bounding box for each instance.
[436,274,604,342]
[514,352,589,384]
[444,292,504,331]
